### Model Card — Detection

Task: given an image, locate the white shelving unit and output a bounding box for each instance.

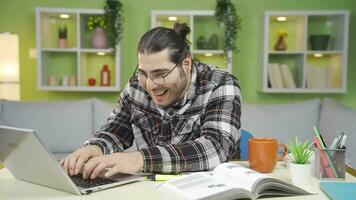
[36,7,121,92]
[262,10,349,93]
[151,10,232,72]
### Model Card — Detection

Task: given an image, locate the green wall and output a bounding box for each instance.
[0,0,355,108]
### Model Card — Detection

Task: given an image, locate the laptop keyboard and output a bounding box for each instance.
[70,174,117,188]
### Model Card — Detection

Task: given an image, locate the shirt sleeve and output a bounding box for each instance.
[84,84,134,154]
[139,77,241,173]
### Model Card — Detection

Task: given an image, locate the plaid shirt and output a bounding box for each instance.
[85,62,241,173]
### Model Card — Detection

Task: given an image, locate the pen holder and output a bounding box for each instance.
[315,149,346,180]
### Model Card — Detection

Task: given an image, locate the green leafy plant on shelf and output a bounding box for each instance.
[215,0,242,51]
[286,136,313,164]
[104,0,124,48]
[86,15,107,30]
[58,24,67,39]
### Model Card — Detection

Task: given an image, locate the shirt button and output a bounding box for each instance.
[186,124,191,129]
[168,111,174,116]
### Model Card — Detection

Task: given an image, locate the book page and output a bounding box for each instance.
[157,172,243,200]
[212,163,268,192]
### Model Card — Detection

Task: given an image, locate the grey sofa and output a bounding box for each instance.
[0,98,355,167]
[0,98,114,160]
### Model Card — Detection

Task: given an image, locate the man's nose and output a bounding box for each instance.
[145,77,157,90]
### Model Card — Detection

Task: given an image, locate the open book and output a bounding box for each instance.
[156,163,311,200]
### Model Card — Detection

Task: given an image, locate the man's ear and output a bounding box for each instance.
[181,57,192,73]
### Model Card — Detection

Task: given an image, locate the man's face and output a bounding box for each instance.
[137,49,191,107]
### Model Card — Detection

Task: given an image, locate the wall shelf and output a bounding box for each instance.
[36,7,121,92]
[262,10,349,93]
[151,10,232,72]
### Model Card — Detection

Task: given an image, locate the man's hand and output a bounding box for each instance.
[82,151,144,179]
[59,145,103,176]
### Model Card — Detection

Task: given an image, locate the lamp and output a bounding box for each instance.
[0,32,20,100]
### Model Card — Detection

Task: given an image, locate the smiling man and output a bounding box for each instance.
[61,23,241,179]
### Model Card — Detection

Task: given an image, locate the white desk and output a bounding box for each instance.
[1,162,355,200]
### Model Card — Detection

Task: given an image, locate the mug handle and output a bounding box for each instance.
[277,144,288,161]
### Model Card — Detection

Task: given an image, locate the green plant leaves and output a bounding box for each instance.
[104,0,124,48]
[215,0,242,51]
[286,136,313,164]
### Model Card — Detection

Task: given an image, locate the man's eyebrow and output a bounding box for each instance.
[138,68,169,74]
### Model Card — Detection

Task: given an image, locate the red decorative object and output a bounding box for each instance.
[88,78,96,86]
[100,64,111,86]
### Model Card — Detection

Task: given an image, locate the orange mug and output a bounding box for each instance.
[248,138,287,173]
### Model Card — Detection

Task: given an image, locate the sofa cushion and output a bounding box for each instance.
[319,98,356,167]
[93,99,115,132]
[241,99,321,144]
[0,99,93,153]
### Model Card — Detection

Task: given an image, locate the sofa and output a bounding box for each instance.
[0,98,115,160]
[0,98,355,167]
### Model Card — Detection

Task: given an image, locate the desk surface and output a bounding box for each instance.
[1,162,355,200]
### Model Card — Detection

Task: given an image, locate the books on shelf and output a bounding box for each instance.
[268,63,296,89]
[306,65,332,89]
[268,63,284,88]
[156,163,311,200]
[280,64,296,88]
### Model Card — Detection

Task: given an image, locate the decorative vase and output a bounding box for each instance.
[196,36,207,49]
[310,34,330,50]
[208,34,219,49]
[289,163,312,188]
[274,35,287,51]
[100,64,111,86]
[91,27,108,49]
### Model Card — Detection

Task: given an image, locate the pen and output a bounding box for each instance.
[339,135,347,149]
[334,132,344,149]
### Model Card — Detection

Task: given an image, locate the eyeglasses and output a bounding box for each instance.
[135,64,178,86]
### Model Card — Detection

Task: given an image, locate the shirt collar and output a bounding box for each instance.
[170,62,197,108]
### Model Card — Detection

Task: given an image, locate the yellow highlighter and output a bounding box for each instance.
[150,174,183,181]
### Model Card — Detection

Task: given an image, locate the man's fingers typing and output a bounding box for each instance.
[83,158,101,179]
[74,156,87,175]
[104,166,120,178]
[68,156,78,176]
[90,162,108,179]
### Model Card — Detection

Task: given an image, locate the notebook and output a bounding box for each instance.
[0,125,144,195]
[319,181,356,200]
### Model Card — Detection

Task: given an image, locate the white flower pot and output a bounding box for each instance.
[289,162,312,187]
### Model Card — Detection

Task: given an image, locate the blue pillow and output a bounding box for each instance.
[239,130,254,160]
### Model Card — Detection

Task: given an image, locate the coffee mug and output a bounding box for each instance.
[248,138,287,173]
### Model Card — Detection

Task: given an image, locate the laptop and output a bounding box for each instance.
[0,125,145,195]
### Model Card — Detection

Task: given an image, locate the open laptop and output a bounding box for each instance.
[0,125,145,195]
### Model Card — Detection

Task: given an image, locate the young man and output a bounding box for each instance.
[60,23,241,179]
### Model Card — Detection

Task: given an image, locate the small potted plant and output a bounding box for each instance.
[57,24,67,48]
[286,136,313,187]
[87,15,108,49]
